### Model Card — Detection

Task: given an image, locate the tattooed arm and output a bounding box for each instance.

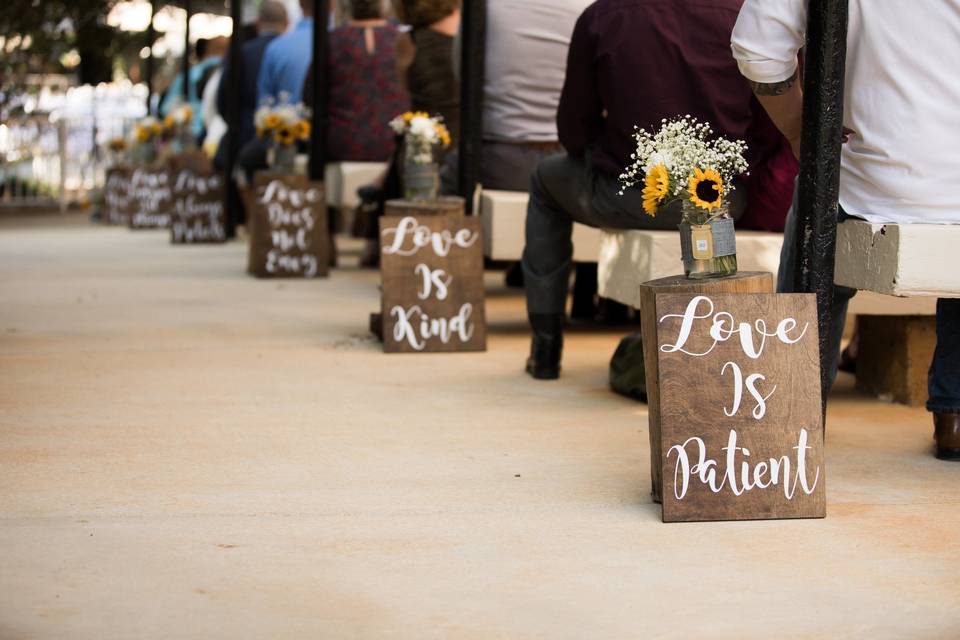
[750,69,804,159]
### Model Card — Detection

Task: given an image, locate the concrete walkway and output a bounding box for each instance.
[1,213,958,639]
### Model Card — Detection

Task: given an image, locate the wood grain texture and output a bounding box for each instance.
[169,168,227,244]
[103,167,134,226]
[380,200,486,354]
[654,291,825,522]
[639,273,774,505]
[385,197,466,218]
[247,173,329,279]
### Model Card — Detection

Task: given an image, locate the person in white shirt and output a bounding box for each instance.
[731,0,960,460]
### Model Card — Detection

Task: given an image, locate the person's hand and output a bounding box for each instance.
[790,127,854,161]
[841,126,855,145]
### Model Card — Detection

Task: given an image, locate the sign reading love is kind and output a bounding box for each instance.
[655,293,825,522]
[247,174,329,278]
[128,168,173,230]
[169,169,227,244]
[379,200,486,354]
[103,167,134,225]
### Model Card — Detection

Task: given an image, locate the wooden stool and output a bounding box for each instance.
[638,272,774,503]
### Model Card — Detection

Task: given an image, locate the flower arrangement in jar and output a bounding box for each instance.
[619,116,748,279]
[163,104,195,152]
[254,96,311,174]
[106,137,128,166]
[131,117,164,166]
[388,111,451,201]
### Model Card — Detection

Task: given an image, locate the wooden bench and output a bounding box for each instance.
[479,189,602,262]
[597,224,944,406]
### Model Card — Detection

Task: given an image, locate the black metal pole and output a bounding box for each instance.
[456,0,486,214]
[145,0,156,114]
[223,0,244,238]
[793,0,848,412]
[308,0,330,182]
[182,0,192,100]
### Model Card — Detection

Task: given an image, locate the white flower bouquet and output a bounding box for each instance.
[388,111,451,165]
[619,115,748,220]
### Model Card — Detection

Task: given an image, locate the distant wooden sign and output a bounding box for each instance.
[379,198,486,353]
[103,167,133,225]
[128,168,173,230]
[247,174,329,278]
[169,169,227,244]
[654,293,825,522]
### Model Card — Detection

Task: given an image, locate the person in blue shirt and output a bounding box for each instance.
[256,0,315,106]
[161,37,228,138]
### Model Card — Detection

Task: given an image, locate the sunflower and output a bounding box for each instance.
[164,114,176,130]
[275,126,296,146]
[134,125,151,142]
[436,123,451,147]
[688,168,724,210]
[264,114,282,130]
[642,164,671,216]
[150,122,163,136]
[294,120,311,140]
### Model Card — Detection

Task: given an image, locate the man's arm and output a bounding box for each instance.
[556,8,602,156]
[731,0,807,158]
[750,68,803,159]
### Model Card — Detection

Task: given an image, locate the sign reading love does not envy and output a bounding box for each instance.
[169,169,227,244]
[128,168,173,230]
[103,167,134,225]
[380,201,486,353]
[655,293,825,522]
[247,174,329,278]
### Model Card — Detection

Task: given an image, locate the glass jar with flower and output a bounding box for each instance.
[106,137,128,167]
[163,104,196,153]
[255,96,311,175]
[619,116,748,279]
[389,111,451,201]
[131,117,163,167]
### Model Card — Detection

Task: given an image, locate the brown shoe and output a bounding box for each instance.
[934,412,960,460]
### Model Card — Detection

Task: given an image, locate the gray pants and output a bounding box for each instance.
[441,140,564,194]
[522,153,745,315]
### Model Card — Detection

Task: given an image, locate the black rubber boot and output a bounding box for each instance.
[525,313,564,380]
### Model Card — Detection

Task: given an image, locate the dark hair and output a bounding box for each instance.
[195,38,210,60]
[394,0,459,28]
[351,0,383,20]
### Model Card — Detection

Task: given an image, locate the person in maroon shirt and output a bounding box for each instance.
[522,0,782,380]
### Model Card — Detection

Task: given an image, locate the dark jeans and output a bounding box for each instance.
[777,199,960,412]
[522,152,745,315]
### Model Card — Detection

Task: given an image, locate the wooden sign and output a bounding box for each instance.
[654,293,824,522]
[103,167,133,225]
[379,199,486,353]
[247,174,329,278]
[128,168,173,230]
[169,169,227,244]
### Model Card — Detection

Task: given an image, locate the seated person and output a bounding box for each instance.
[394,0,462,144]
[303,0,410,162]
[441,0,591,193]
[732,0,960,459]
[522,0,782,381]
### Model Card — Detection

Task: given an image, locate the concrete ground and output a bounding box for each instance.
[1,212,958,639]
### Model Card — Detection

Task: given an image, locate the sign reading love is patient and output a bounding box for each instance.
[169,169,226,244]
[379,199,486,353]
[655,293,825,522]
[247,174,329,278]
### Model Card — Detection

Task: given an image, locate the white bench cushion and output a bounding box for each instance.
[479,189,601,262]
[835,220,960,298]
[597,228,937,315]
